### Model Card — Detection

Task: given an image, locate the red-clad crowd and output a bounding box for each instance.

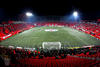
[0,45,100,67]
[67,22,100,39]
[0,21,35,41]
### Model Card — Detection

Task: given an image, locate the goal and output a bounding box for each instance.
[42,42,61,50]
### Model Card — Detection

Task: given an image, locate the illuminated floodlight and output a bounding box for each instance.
[73,11,78,17]
[26,12,33,17]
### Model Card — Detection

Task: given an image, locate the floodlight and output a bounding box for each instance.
[26,12,33,17]
[73,11,78,17]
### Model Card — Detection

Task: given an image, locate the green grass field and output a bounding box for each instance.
[0,26,100,48]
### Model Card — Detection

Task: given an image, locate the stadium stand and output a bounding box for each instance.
[0,45,100,67]
[0,21,35,41]
[67,22,100,39]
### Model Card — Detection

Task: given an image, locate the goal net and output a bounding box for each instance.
[42,42,61,50]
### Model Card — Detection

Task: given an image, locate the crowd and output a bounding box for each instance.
[67,22,100,39]
[0,45,100,66]
[0,22,34,41]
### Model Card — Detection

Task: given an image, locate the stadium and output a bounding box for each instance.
[0,18,100,67]
[0,1,100,67]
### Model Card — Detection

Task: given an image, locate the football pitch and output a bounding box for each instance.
[0,26,100,48]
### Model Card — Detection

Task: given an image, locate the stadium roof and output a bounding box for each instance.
[0,0,100,21]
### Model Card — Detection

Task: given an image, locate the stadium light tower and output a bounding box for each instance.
[73,11,79,21]
[26,12,33,17]
[73,11,78,17]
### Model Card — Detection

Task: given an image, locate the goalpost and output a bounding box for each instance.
[42,42,61,50]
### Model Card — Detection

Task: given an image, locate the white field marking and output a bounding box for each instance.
[45,29,58,32]
[75,35,89,45]
[8,46,14,49]
[63,27,89,45]
[70,31,89,45]
[16,47,22,49]
[63,41,71,48]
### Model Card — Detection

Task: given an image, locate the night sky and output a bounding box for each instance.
[0,0,100,21]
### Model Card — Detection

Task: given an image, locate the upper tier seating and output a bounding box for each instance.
[0,22,35,41]
[68,23,100,39]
